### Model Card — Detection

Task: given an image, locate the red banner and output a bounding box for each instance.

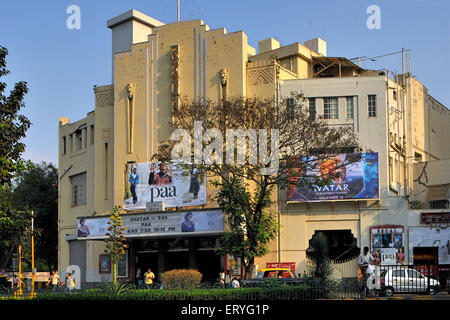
[266,262,296,273]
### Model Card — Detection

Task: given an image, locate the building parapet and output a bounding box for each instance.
[94,84,114,109]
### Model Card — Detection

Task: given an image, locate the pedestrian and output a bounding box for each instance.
[136,266,143,286]
[231,277,240,288]
[218,270,225,288]
[144,268,155,287]
[47,270,61,293]
[60,272,76,294]
[357,247,374,295]
[225,270,231,285]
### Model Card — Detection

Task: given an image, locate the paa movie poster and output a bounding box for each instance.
[287,153,379,202]
[124,161,207,210]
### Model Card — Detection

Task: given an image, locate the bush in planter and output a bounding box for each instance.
[160,269,202,290]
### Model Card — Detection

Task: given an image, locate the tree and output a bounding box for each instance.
[104,206,128,284]
[9,162,58,271]
[158,95,360,278]
[0,46,31,270]
[307,232,333,279]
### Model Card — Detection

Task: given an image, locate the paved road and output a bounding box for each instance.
[366,292,450,300]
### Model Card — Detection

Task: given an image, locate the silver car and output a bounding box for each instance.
[381,267,440,297]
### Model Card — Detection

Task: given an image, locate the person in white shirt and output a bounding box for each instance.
[357,246,374,285]
[60,272,76,294]
[231,277,240,288]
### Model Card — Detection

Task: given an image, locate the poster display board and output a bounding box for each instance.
[287,153,379,202]
[77,209,224,240]
[408,227,450,265]
[124,162,206,209]
[370,225,405,265]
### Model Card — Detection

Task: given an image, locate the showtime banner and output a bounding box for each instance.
[77,209,224,240]
[124,162,206,210]
[287,153,379,202]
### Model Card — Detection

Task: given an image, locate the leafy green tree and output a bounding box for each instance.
[104,206,128,284]
[10,162,58,271]
[0,46,31,270]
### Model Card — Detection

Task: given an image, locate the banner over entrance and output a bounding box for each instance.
[124,162,207,210]
[77,209,224,240]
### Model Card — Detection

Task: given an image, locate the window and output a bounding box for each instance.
[309,98,316,120]
[323,97,338,119]
[368,95,376,117]
[117,250,128,278]
[90,125,95,145]
[62,136,66,155]
[414,152,422,162]
[346,97,354,119]
[286,98,295,120]
[393,90,397,101]
[71,172,87,207]
[392,270,405,278]
[430,200,449,209]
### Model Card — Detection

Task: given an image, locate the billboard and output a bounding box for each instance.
[287,153,379,202]
[124,162,206,210]
[370,225,405,265]
[77,209,224,240]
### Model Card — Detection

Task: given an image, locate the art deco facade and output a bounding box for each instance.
[58,9,449,284]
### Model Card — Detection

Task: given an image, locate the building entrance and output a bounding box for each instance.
[131,236,223,283]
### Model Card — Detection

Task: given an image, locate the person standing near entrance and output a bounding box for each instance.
[357,247,374,295]
[144,268,155,287]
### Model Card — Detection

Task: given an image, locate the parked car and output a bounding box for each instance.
[241,268,299,286]
[381,267,440,297]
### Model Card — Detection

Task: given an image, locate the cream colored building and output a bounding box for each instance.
[58,9,449,285]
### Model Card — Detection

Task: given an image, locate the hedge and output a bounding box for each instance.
[33,285,332,300]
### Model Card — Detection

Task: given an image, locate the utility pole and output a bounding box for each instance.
[30,210,36,297]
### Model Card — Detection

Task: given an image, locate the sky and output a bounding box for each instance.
[0,0,449,166]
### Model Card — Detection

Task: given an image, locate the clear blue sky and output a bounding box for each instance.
[1,0,449,166]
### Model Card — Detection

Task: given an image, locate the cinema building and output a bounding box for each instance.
[58,9,450,285]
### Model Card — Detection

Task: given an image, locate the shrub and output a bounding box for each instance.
[160,269,202,291]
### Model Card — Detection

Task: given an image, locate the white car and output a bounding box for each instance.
[381,267,440,297]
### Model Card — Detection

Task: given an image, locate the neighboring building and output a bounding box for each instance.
[58,9,449,285]
[275,69,449,273]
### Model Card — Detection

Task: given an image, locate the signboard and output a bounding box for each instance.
[370,225,405,265]
[146,201,165,212]
[77,209,224,240]
[124,162,206,210]
[421,212,450,223]
[287,153,379,202]
[266,262,296,273]
[408,227,450,265]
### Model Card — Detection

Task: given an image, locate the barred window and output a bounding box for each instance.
[324,97,338,119]
[346,97,354,119]
[286,98,295,120]
[368,95,376,117]
[71,172,87,207]
[309,98,316,120]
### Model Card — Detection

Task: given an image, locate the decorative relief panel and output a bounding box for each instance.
[94,85,114,108]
